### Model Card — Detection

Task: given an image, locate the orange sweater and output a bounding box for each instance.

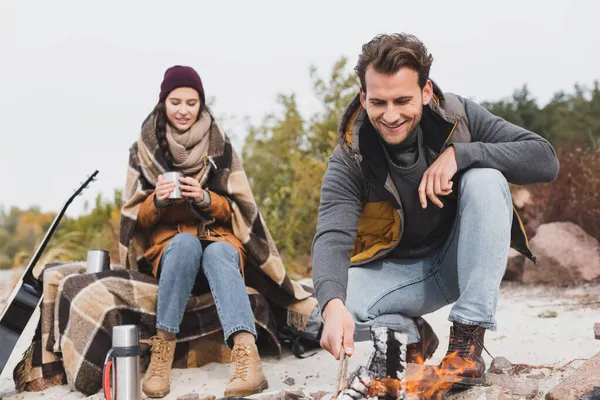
[136,191,245,277]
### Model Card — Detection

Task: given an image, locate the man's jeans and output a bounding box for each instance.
[156,233,256,347]
[346,168,513,344]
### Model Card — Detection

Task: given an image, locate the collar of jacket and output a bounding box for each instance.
[337,80,461,209]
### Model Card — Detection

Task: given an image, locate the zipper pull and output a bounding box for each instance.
[208,156,217,169]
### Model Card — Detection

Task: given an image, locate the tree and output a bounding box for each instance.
[241,58,358,275]
[484,81,600,147]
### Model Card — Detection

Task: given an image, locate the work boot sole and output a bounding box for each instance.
[143,388,170,398]
[223,379,268,397]
[142,381,170,398]
[424,332,439,360]
[449,375,484,389]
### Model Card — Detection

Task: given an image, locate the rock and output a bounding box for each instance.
[594,323,600,340]
[310,391,331,400]
[283,376,296,386]
[267,390,312,400]
[504,249,526,282]
[484,374,539,398]
[537,311,558,318]
[522,222,600,284]
[524,371,547,380]
[546,352,600,400]
[446,385,504,400]
[487,357,513,375]
[510,364,532,375]
[582,387,600,400]
[177,394,200,400]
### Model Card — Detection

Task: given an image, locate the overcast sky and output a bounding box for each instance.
[0,0,597,217]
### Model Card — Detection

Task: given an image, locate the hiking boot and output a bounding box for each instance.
[142,336,177,398]
[439,322,486,386]
[224,343,268,397]
[406,317,439,364]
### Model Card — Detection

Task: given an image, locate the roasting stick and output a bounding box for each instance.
[335,344,349,396]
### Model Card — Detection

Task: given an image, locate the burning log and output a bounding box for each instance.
[336,326,407,400]
[367,326,407,382]
[333,326,473,400]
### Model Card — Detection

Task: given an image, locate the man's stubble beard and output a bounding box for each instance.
[374,116,421,146]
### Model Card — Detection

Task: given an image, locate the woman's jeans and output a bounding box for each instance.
[156,233,256,347]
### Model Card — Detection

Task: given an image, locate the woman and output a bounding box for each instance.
[128,66,267,398]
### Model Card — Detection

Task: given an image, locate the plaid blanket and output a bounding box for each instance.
[119,106,314,316]
[13,108,322,396]
[13,262,286,396]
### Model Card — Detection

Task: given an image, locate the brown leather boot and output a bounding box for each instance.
[439,322,486,386]
[224,343,268,397]
[142,336,177,398]
[406,318,439,364]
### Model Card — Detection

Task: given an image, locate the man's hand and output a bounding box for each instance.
[320,299,355,360]
[418,146,458,209]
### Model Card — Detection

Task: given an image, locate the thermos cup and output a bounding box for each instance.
[86,249,110,274]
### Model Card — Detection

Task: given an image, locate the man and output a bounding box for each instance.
[312,33,559,383]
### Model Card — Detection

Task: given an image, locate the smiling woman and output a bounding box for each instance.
[120,65,269,398]
[165,88,201,130]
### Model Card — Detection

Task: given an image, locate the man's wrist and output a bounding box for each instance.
[322,298,344,321]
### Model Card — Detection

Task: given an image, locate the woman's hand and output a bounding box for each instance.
[179,176,204,203]
[155,174,176,201]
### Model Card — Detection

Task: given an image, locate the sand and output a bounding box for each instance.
[1,282,598,399]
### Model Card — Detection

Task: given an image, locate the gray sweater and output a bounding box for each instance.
[311,95,559,311]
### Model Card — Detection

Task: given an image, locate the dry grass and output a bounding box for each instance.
[517,144,600,241]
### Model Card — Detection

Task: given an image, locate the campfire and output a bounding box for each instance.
[333,326,474,400]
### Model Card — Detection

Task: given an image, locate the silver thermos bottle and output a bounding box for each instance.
[103,325,141,400]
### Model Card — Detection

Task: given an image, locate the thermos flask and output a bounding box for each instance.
[103,325,141,400]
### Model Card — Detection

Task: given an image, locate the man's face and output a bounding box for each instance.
[360,65,433,145]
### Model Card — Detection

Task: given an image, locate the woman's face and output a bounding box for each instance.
[165,87,201,131]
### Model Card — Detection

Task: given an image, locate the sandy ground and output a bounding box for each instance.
[1,282,599,399]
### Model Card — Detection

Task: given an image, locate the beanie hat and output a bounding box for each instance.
[159,65,205,104]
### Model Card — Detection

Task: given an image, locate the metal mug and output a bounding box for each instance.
[163,171,183,200]
[87,249,110,274]
[103,325,141,400]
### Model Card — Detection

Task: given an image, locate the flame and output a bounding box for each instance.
[356,346,476,399]
[338,345,478,399]
[404,346,477,399]
[367,377,403,398]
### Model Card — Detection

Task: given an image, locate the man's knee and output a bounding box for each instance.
[459,168,510,202]
[345,297,369,323]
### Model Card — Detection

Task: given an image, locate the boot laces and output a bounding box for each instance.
[148,336,172,378]
[231,344,251,381]
[448,325,493,359]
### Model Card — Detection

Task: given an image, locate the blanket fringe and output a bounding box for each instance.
[287,310,310,332]
[13,342,34,392]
